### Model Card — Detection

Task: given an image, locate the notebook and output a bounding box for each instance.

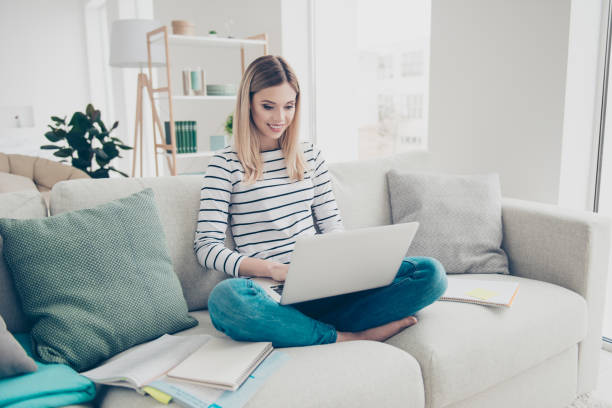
[439,277,519,307]
[167,337,274,391]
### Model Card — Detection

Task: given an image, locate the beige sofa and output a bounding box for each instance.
[1,153,610,407]
[0,152,89,202]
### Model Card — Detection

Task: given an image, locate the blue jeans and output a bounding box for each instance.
[207,256,447,347]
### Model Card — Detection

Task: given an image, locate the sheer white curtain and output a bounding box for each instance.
[311,0,431,163]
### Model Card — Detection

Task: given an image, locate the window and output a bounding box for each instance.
[312,0,431,162]
[401,51,424,77]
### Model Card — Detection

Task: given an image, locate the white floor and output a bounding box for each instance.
[593,349,612,402]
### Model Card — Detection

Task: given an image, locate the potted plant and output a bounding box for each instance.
[224,113,233,137]
[41,104,132,178]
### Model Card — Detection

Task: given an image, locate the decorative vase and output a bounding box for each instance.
[210,135,226,151]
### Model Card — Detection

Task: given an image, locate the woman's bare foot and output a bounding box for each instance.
[335,316,418,343]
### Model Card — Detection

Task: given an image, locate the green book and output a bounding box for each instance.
[187,121,193,153]
[178,122,184,154]
[164,121,171,153]
[191,120,198,153]
[193,121,198,153]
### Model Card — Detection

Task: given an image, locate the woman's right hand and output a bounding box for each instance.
[267,261,289,282]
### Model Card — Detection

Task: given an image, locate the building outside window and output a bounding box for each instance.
[313,0,431,162]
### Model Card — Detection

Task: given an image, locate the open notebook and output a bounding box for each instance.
[439,277,520,307]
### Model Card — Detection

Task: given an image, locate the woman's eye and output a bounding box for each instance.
[263,105,273,110]
[285,105,295,110]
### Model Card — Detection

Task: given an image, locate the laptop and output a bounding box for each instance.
[247,222,419,305]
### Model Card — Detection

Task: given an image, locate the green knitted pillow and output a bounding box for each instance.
[0,188,197,372]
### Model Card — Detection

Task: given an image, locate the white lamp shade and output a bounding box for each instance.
[109,19,165,68]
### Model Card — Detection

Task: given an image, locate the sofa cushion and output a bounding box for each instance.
[49,176,227,312]
[0,316,37,379]
[385,274,587,408]
[96,311,425,408]
[0,191,47,333]
[0,189,197,372]
[0,172,37,194]
[387,170,509,274]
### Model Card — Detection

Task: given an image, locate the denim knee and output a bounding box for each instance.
[423,257,448,300]
[207,278,255,334]
[405,256,448,301]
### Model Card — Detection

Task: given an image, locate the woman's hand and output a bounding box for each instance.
[267,261,289,282]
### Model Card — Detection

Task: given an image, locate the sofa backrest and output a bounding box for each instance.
[0,191,48,332]
[2,152,428,323]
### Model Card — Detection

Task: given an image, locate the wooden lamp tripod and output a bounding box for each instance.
[109,19,165,177]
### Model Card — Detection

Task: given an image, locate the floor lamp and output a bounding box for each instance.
[109,19,165,177]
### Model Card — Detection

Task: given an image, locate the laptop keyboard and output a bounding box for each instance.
[270,284,284,295]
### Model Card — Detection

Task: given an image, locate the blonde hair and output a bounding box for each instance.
[233,55,307,185]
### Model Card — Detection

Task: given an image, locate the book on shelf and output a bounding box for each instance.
[165,121,198,154]
[81,334,283,408]
[438,277,519,307]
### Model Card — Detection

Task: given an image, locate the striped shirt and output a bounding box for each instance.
[194,141,344,277]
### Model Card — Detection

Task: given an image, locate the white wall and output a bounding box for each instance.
[418,0,573,204]
[281,0,313,143]
[0,0,90,158]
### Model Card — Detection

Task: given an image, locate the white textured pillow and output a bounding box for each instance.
[387,170,509,274]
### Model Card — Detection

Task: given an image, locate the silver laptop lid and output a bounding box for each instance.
[280,222,419,305]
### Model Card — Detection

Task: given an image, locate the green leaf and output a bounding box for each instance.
[94,148,109,160]
[69,112,91,133]
[86,104,95,118]
[40,145,61,150]
[97,118,108,133]
[117,144,133,150]
[95,155,109,168]
[73,157,90,171]
[53,148,73,158]
[109,166,129,177]
[102,142,119,159]
[44,131,63,143]
[76,148,93,162]
[91,110,100,123]
[91,168,109,178]
[51,116,65,125]
[65,130,89,151]
[111,121,118,130]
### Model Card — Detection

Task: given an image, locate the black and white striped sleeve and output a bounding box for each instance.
[310,144,344,234]
[194,153,245,277]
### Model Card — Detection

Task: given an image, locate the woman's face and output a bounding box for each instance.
[251,82,297,149]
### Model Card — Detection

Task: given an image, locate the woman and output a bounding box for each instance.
[195,55,447,347]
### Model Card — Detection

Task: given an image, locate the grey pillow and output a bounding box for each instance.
[0,315,37,379]
[386,169,509,274]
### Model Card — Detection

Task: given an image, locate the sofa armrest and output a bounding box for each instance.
[501,197,611,393]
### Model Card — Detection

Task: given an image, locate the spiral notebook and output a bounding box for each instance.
[167,337,273,391]
[439,277,520,308]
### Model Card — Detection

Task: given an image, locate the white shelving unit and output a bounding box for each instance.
[153,95,237,101]
[145,26,268,176]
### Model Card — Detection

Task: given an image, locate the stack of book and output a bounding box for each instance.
[206,84,237,96]
[165,121,198,154]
